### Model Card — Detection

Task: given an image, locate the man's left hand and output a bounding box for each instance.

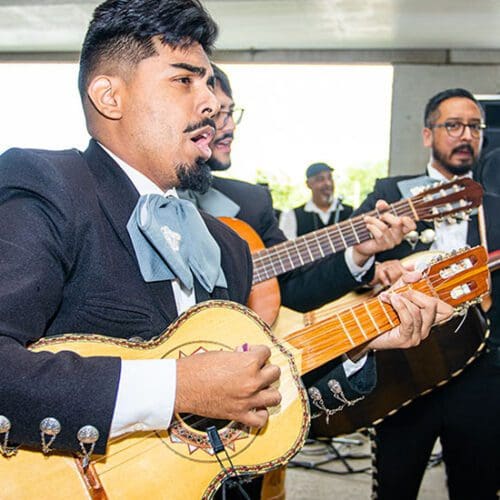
[352,200,416,267]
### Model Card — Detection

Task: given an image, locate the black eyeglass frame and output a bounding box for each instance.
[429,121,487,138]
[214,107,244,128]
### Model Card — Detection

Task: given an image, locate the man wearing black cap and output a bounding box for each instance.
[279,162,353,239]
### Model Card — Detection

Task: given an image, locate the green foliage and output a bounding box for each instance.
[336,160,388,208]
[255,168,306,212]
[255,161,388,211]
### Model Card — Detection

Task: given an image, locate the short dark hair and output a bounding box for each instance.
[424,88,485,127]
[212,63,233,98]
[78,0,218,99]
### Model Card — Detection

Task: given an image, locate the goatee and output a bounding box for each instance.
[432,144,476,177]
[176,159,213,194]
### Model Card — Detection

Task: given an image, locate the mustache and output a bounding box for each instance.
[184,118,216,134]
[214,132,234,144]
[451,143,474,155]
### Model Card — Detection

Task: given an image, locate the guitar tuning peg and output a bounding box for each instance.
[431,254,443,263]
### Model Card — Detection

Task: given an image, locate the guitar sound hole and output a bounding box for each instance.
[178,414,230,432]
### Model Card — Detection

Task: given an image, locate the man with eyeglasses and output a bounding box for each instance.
[353,88,500,499]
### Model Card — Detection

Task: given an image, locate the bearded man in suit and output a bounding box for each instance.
[354,88,500,500]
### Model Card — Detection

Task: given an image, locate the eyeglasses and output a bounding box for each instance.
[214,107,244,128]
[429,121,486,138]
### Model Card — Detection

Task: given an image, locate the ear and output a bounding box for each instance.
[422,127,433,148]
[306,179,312,189]
[86,75,124,120]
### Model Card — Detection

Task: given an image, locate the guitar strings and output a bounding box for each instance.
[252,191,472,282]
[252,202,419,281]
[281,260,481,357]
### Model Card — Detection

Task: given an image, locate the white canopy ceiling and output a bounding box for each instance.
[0,0,499,53]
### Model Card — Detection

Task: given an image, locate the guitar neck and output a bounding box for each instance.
[252,199,417,285]
[283,280,431,375]
[283,245,489,375]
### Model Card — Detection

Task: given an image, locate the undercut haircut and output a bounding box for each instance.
[78,0,218,99]
[212,63,233,98]
[424,88,484,127]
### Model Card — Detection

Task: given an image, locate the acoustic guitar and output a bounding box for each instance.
[2,246,489,499]
[221,176,483,325]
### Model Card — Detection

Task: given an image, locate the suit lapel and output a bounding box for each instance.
[81,140,179,323]
[82,140,139,260]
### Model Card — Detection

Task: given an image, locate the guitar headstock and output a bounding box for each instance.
[411,177,483,222]
[424,246,489,309]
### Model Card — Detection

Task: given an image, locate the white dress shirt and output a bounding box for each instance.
[427,164,470,253]
[102,146,193,437]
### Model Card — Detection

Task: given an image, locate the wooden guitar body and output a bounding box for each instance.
[219,216,281,326]
[3,301,309,500]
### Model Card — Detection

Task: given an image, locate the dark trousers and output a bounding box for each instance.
[372,348,500,500]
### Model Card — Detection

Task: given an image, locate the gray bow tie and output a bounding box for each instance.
[127,194,227,292]
[178,187,240,217]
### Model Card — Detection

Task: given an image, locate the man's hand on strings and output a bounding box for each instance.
[352,200,416,267]
[175,345,281,428]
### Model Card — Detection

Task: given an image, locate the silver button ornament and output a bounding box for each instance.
[0,415,17,457]
[404,230,419,250]
[0,415,10,434]
[404,228,436,249]
[420,228,436,245]
[77,425,99,469]
[40,417,61,454]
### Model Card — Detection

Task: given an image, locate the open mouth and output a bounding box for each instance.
[190,126,215,159]
[453,145,473,157]
[214,137,232,153]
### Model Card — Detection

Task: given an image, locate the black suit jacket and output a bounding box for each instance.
[354,174,500,348]
[0,140,252,453]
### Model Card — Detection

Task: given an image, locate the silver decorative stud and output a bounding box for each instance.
[328,379,363,407]
[0,415,10,434]
[40,417,61,454]
[404,230,419,250]
[77,425,99,469]
[420,228,436,245]
[0,415,17,457]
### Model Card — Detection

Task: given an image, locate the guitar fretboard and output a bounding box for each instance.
[252,199,416,284]
[284,280,431,375]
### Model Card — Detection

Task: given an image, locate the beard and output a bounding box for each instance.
[207,155,230,171]
[207,132,233,171]
[176,158,213,194]
[432,143,477,176]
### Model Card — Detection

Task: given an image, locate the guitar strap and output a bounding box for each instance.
[477,204,492,312]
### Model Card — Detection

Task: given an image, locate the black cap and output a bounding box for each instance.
[306,162,333,179]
